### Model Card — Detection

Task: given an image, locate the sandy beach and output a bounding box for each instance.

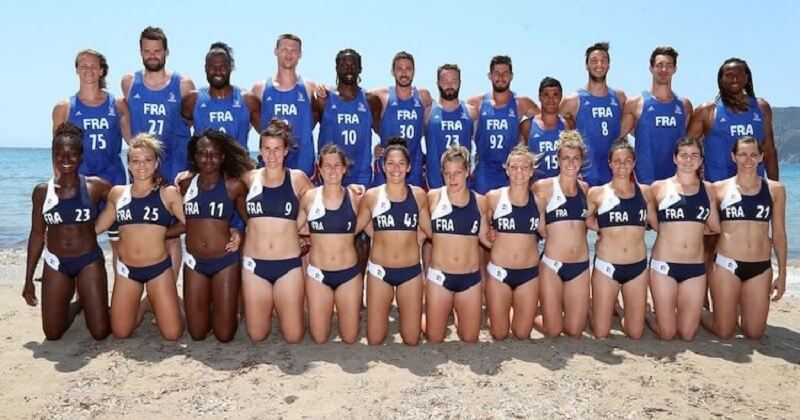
[1,247,798,419]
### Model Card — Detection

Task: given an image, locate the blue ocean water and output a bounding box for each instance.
[1,147,798,259]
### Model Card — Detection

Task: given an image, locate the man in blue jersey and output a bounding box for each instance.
[121,26,195,279]
[181,42,260,150]
[53,49,132,185]
[424,64,478,189]
[620,46,693,184]
[312,48,380,187]
[369,51,433,187]
[468,55,539,193]
[560,42,627,186]
[520,77,570,180]
[251,34,319,177]
[687,58,778,180]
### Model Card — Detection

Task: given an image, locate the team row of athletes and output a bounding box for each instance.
[25,119,786,345]
[25,26,784,343]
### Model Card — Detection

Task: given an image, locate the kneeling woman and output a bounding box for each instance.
[702,136,786,339]
[485,145,544,340]
[179,130,252,342]
[241,120,313,343]
[96,134,185,340]
[426,145,490,343]
[533,130,590,338]
[586,138,657,339]
[24,122,112,340]
[298,144,363,344]
[356,138,431,345]
[648,137,719,341]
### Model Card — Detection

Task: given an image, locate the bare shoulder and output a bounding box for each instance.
[577,179,590,193]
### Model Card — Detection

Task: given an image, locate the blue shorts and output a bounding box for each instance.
[307,263,360,290]
[117,256,172,284]
[43,247,104,278]
[184,251,240,278]
[541,254,589,282]
[367,260,422,287]
[487,261,539,290]
[650,258,705,283]
[427,268,481,293]
[594,257,648,284]
[243,255,302,284]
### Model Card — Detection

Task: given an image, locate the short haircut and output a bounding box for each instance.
[392,51,414,69]
[490,55,512,73]
[437,63,461,80]
[139,26,168,50]
[649,46,678,67]
[275,33,302,49]
[585,42,610,64]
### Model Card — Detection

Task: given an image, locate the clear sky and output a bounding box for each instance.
[1,0,796,147]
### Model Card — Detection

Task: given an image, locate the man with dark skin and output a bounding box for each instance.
[181,42,260,152]
[560,42,627,186]
[686,58,778,181]
[468,55,539,194]
[369,51,433,187]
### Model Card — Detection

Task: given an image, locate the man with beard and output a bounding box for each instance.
[560,42,627,186]
[122,26,194,278]
[687,57,778,181]
[369,51,432,187]
[251,34,318,177]
[468,55,539,193]
[620,46,692,185]
[181,42,260,150]
[520,77,570,180]
[313,48,378,186]
[424,64,478,189]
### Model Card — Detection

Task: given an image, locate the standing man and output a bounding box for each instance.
[687,57,778,181]
[424,64,477,189]
[313,48,379,187]
[182,42,260,150]
[469,55,539,194]
[561,42,626,186]
[251,34,318,177]
[370,51,432,187]
[620,46,692,185]
[520,77,570,180]
[122,26,195,277]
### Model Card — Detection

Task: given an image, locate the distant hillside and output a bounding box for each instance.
[774,107,800,163]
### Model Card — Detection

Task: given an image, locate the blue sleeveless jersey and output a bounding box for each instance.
[528,116,566,180]
[318,89,373,186]
[68,93,126,186]
[374,87,425,187]
[424,102,473,189]
[575,88,622,186]
[260,77,315,177]
[127,71,191,181]
[474,93,520,193]
[633,92,686,184]
[193,87,252,150]
[704,97,765,181]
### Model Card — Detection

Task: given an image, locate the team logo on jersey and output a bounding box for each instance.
[390,101,398,106]
[720,117,727,123]
[331,104,337,110]
[583,100,591,106]
[266,96,273,102]
[481,111,488,116]
[297,92,305,102]
[647,106,655,112]
[233,99,242,108]
[74,110,83,116]
[108,105,116,117]
[461,112,469,120]
[533,133,541,138]
[132,93,141,99]
[167,92,177,103]
[611,98,619,106]
[200,102,207,108]
[357,103,367,112]
[414,99,421,108]
[509,108,516,118]
[753,113,762,122]
[674,105,683,115]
